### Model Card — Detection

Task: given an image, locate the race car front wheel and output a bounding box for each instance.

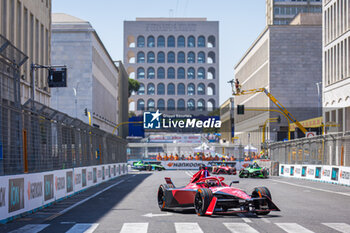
[252,187,272,215]
[157,184,169,211]
[194,188,213,216]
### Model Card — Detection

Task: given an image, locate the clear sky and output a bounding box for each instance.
[52,0,266,105]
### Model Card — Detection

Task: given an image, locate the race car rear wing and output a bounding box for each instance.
[164,177,175,188]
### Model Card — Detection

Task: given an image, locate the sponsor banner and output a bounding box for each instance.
[306,165,316,179]
[162,161,206,170]
[294,165,302,178]
[339,166,350,186]
[148,135,202,144]
[0,163,127,222]
[321,165,332,182]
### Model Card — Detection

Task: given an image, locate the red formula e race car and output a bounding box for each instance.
[157,171,280,216]
[211,162,237,175]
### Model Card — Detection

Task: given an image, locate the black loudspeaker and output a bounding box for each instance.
[48,67,67,87]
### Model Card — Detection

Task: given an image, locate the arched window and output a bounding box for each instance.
[177,67,185,79]
[178,36,185,47]
[147,83,155,95]
[187,99,195,111]
[147,67,155,79]
[167,52,175,63]
[187,83,195,95]
[208,99,215,111]
[137,99,145,110]
[167,83,175,95]
[138,84,145,95]
[178,99,185,111]
[157,99,165,110]
[167,36,175,47]
[147,51,155,63]
[137,36,145,47]
[167,67,175,79]
[198,67,205,79]
[208,83,215,95]
[157,67,165,79]
[177,83,185,95]
[137,67,145,79]
[198,52,205,63]
[187,67,195,79]
[137,52,145,63]
[198,99,205,111]
[187,52,195,63]
[208,35,216,48]
[208,51,215,63]
[188,36,195,47]
[167,99,175,110]
[198,36,205,47]
[157,36,165,47]
[147,36,155,47]
[177,52,185,63]
[157,52,165,63]
[157,83,165,95]
[208,67,215,79]
[197,83,205,95]
[147,99,155,110]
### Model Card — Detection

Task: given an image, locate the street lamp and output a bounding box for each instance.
[316,82,322,117]
[73,82,80,118]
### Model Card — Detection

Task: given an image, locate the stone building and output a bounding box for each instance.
[51,13,127,134]
[234,13,322,148]
[323,0,350,133]
[266,0,322,25]
[0,0,51,105]
[124,18,219,115]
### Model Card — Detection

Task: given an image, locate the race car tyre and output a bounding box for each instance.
[147,165,152,171]
[251,186,272,215]
[157,184,170,211]
[194,188,213,216]
[156,167,163,171]
[262,170,268,178]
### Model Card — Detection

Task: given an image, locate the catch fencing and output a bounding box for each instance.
[269,131,350,166]
[0,34,127,176]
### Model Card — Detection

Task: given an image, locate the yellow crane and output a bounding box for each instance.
[232,87,308,135]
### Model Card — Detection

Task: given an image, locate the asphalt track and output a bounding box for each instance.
[1,170,350,233]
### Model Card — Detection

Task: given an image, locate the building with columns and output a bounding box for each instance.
[323,0,350,132]
[124,18,219,115]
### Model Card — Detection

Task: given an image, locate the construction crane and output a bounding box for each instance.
[230,83,308,135]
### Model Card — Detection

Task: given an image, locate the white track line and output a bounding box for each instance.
[8,224,50,233]
[65,223,99,233]
[322,223,350,233]
[270,179,350,197]
[46,175,136,221]
[237,213,252,223]
[224,223,259,233]
[120,223,148,233]
[175,223,204,233]
[185,171,193,177]
[275,223,314,233]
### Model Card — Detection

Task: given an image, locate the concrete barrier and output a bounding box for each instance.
[0,163,128,223]
[279,164,350,186]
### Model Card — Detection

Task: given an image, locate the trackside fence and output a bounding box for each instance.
[269,131,350,166]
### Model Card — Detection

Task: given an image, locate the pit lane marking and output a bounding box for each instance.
[270,179,350,197]
[8,224,50,233]
[65,223,99,233]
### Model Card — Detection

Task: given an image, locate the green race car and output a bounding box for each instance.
[131,160,165,171]
[239,163,269,178]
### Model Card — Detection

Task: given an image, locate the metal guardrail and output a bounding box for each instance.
[269,131,350,166]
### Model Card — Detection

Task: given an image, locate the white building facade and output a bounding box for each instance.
[323,0,350,132]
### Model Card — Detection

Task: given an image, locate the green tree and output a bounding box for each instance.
[128,78,140,97]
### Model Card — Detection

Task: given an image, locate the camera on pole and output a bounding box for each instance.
[48,66,67,87]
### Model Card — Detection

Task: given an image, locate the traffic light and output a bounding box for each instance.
[277,116,281,123]
[237,105,244,115]
[84,108,88,116]
[48,67,67,87]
